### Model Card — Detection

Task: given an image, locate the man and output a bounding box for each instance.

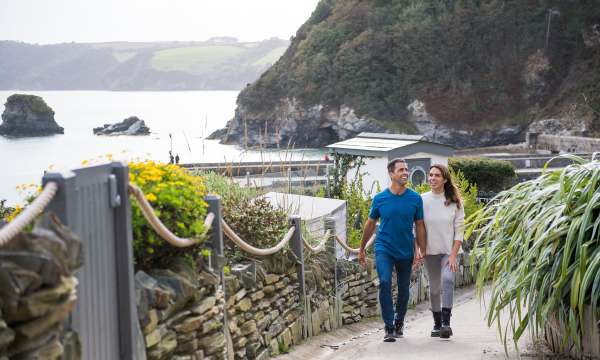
[359,158,426,342]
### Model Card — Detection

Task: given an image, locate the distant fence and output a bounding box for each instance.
[182,160,332,177]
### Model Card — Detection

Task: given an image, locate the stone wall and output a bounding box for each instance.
[134,247,477,360]
[534,134,600,153]
[0,216,82,360]
[135,260,226,360]
[337,259,379,325]
[225,252,302,359]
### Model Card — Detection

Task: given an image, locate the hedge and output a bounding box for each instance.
[448,157,516,195]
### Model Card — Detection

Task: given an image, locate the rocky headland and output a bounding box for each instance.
[93,116,150,136]
[211,2,600,149]
[0,94,64,137]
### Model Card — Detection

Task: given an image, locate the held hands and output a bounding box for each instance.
[413,248,425,270]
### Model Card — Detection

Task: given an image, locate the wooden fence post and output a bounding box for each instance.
[325,216,342,329]
[205,195,233,360]
[289,215,307,338]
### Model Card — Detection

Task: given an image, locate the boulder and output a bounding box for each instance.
[0,94,63,137]
[93,116,150,136]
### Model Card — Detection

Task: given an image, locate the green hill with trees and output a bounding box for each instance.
[0,37,289,90]
[215,0,600,148]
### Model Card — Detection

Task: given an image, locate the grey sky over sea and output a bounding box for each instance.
[0,0,320,44]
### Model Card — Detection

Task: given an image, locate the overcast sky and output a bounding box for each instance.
[0,0,321,44]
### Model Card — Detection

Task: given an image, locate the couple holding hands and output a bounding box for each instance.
[358,158,465,342]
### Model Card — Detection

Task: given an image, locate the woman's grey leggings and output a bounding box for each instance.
[424,254,455,311]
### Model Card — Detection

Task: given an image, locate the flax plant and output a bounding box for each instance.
[466,154,600,353]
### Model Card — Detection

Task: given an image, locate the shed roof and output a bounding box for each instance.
[326,136,418,153]
[326,132,454,156]
[260,192,346,220]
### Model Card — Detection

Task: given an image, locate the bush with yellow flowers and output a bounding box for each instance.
[129,161,208,270]
[0,199,16,221]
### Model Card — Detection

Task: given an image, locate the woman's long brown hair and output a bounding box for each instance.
[430,164,462,209]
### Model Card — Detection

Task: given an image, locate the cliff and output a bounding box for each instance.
[0,94,64,137]
[214,0,600,148]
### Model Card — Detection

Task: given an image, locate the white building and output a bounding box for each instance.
[326,132,455,195]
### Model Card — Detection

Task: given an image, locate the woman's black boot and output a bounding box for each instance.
[440,307,453,339]
[431,311,442,337]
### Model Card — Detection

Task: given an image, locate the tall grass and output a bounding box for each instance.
[467,154,600,352]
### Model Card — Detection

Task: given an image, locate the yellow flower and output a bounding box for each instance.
[145,193,157,202]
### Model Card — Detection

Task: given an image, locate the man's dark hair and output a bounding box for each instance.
[387,158,406,173]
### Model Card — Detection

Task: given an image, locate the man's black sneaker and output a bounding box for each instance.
[383,327,396,342]
[393,320,404,338]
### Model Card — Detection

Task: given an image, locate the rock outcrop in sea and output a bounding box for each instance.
[0,94,64,137]
[93,116,150,136]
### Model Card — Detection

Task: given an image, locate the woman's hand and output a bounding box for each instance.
[447,253,458,272]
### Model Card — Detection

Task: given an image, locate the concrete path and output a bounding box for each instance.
[278,286,541,360]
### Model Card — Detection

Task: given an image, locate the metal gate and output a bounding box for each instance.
[42,162,141,360]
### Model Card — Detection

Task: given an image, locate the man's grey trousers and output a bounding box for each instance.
[424,254,455,311]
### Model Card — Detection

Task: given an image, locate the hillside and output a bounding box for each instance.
[0,38,289,90]
[214,0,600,148]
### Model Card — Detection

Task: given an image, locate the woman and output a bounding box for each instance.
[421,164,465,339]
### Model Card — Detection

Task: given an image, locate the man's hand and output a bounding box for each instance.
[359,248,366,268]
[447,253,458,272]
[358,218,377,268]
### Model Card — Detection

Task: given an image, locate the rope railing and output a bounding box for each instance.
[128,184,214,248]
[302,229,331,253]
[222,220,295,256]
[334,233,375,254]
[0,182,59,247]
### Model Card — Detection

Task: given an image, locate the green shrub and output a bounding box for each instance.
[449,157,516,194]
[222,197,290,263]
[200,171,289,263]
[129,161,209,270]
[467,155,600,352]
[449,168,482,221]
[198,171,257,202]
[344,172,373,249]
[326,154,373,249]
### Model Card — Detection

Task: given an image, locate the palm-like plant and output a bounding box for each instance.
[466,154,600,353]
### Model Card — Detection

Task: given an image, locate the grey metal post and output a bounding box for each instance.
[42,164,125,359]
[111,162,143,360]
[324,216,341,329]
[42,170,78,227]
[205,195,232,360]
[289,215,307,337]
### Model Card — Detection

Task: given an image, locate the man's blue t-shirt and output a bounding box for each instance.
[368,188,424,260]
